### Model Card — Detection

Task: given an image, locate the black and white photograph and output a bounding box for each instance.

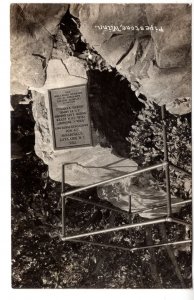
[9,2,192,289]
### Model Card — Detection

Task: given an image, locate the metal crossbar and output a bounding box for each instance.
[60,105,192,251]
[64,239,192,252]
[61,162,166,197]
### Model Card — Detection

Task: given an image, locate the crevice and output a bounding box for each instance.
[116,39,135,66]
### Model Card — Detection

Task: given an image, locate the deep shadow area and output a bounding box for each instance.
[88,69,144,157]
[11,98,35,159]
[60,8,145,158]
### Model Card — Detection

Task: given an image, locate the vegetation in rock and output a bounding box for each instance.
[127,99,192,200]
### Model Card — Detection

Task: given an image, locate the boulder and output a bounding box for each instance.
[32,88,138,185]
[70,3,191,114]
[32,58,87,94]
[10,4,68,95]
[19,3,68,35]
[138,63,191,106]
[97,173,183,219]
[145,4,191,69]
[70,3,149,68]
[31,58,138,185]
[10,4,52,94]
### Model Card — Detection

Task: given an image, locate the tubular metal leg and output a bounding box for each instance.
[161,105,172,217]
[60,105,192,252]
[61,164,66,237]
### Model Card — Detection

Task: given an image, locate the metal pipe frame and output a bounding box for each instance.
[62,217,167,241]
[65,238,192,253]
[61,216,192,241]
[67,195,192,217]
[61,164,66,237]
[161,105,172,217]
[60,105,192,251]
[169,163,192,177]
[67,195,130,215]
[62,162,167,197]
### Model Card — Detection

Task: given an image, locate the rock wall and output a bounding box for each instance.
[10,4,191,217]
[10,3,68,95]
[70,3,191,114]
[31,58,139,185]
[11,3,191,114]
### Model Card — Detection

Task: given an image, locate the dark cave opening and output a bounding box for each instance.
[88,68,145,157]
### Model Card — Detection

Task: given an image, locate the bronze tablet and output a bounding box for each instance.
[48,84,92,150]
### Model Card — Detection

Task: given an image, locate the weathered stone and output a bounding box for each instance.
[138,63,191,106]
[166,98,191,115]
[19,3,68,35]
[32,89,138,185]
[31,58,140,185]
[70,3,191,114]
[63,57,87,79]
[10,4,54,62]
[117,37,155,81]
[11,54,46,88]
[145,4,191,68]
[10,4,53,93]
[11,81,28,96]
[97,173,183,219]
[33,58,87,94]
[52,29,73,60]
[70,3,149,67]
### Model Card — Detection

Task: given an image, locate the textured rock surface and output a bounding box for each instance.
[64,57,87,79]
[70,3,149,68]
[97,173,183,219]
[31,58,139,185]
[19,3,68,35]
[146,4,191,69]
[10,4,191,217]
[70,3,191,114]
[138,63,191,106]
[32,58,143,163]
[32,87,138,185]
[10,4,68,95]
[52,29,73,60]
[32,58,87,95]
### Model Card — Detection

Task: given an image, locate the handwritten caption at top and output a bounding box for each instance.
[94,25,164,32]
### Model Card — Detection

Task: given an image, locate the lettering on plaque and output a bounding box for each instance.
[48,84,92,149]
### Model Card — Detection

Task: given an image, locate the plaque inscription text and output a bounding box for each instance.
[49,84,92,149]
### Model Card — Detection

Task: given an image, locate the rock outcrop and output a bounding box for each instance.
[31,59,138,185]
[10,4,191,218]
[70,3,191,114]
[10,4,68,95]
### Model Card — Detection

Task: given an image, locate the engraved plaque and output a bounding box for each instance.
[48,84,92,149]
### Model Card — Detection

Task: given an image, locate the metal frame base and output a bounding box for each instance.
[60,105,192,252]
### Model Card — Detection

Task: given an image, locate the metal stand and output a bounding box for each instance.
[60,105,192,252]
